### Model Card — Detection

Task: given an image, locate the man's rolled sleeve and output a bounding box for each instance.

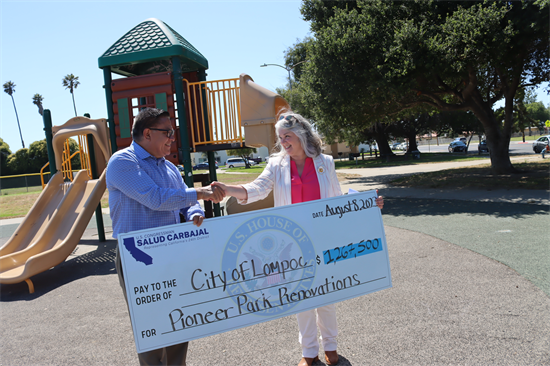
[181,201,204,222]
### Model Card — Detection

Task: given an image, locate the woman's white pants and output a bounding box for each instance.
[296,304,338,358]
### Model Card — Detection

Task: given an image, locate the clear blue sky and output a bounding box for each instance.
[1,0,311,151]
[1,0,548,152]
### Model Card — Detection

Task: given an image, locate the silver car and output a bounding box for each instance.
[532,135,550,153]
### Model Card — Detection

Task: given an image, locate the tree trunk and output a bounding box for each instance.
[404,133,419,153]
[11,95,25,149]
[468,93,516,174]
[72,93,78,117]
[373,122,394,157]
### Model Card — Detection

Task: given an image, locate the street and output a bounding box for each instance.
[415,140,536,155]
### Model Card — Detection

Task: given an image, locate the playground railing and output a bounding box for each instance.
[39,135,93,188]
[184,78,244,150]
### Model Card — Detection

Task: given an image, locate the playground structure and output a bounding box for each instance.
[0,18,286,293]
[98,18,288,191]
[0,117,111,293]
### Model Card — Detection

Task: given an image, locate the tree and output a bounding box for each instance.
[62,74,80,116]
[511,88,536,142]
[32,93,44,116]
[28,139,50,173]
[300,0,549,174]
[276,38,316,119]
[6,148,30,175]
[66,138,82,171]
[388,113,439,154]
[525,100,550,135]
[0,138,12,176]
[435,110,483,149]
[3,81,25,149]
[226,147,257,168]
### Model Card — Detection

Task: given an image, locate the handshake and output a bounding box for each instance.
[195,182,229,204]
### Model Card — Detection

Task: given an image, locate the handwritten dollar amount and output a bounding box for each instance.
[320,238,382,265]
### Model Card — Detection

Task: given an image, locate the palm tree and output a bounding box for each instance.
[62,74,80,116]
[3,81,25,148]
[32,93,44,116]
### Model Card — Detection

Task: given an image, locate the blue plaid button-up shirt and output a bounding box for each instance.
[106,141,203,238]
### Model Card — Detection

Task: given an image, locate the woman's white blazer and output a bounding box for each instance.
[239,154,343,207]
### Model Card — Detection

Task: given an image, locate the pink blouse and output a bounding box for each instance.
[290,157,321,204]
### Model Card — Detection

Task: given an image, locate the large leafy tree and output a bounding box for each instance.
[3,81,25,149]
[0,138,13,176]
[62,74,80,116]
[28,139,50,173]
[525,100,550,135]
[6,148,30,175]
[300,0,549,174]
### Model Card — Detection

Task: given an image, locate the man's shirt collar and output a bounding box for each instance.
[131,141,165,164]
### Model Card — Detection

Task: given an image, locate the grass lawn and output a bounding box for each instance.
[1,157,547,219]
[510,134,547,142]
[0,171,265,219]
[334,152,488,169]
[0,186,45,218]
[391,160,549,190]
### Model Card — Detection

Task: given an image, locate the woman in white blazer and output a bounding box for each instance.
[214,112,383,366]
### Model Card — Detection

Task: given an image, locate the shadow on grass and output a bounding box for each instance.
[382,197,549,219]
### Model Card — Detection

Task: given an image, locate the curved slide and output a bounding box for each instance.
[0,117,111,293]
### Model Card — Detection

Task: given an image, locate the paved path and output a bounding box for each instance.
[1,157,548,366]
[338,154,549,206]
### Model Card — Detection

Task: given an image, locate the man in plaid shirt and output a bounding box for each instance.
[106,107,223,365]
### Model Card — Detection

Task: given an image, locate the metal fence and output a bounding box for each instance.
[0,172,52,192]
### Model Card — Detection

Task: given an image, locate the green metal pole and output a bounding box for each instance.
[198,69,221,217]
[102,67,118,154]
[43,109,57,175]
[84,113,106,242]
[172,57,194,188]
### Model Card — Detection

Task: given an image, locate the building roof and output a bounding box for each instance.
[98,18,208,76]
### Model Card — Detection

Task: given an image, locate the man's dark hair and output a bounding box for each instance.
[132,107,171,141]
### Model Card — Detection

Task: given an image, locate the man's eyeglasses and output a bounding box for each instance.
[149,128,175,138]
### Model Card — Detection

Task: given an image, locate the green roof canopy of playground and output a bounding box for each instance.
[98,18,208,76]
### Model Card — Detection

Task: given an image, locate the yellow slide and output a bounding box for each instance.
[0,117,111,293]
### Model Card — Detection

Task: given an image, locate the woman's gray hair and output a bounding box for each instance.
[273,112,323,158]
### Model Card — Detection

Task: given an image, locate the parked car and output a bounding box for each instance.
[448,140,467,153]
[192,162,218,170]
[398,142,408,151]
[454,137,467,143]
[225,157,247,168]
[532,135,550,153]
[391,142,401,150]
[478,140,489,153]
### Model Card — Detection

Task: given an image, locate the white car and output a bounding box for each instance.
[533,135,550,153]
[225,158,257,168]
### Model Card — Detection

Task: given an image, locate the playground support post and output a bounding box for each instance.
[102,67,118,155]
[84,113,106,242]
[171,56,194,188]
[199,69,221,217]
[43,109,57,175]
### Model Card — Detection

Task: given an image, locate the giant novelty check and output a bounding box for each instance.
[118,190,392,353]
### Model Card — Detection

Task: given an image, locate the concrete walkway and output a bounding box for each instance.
[1,157,548,366]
